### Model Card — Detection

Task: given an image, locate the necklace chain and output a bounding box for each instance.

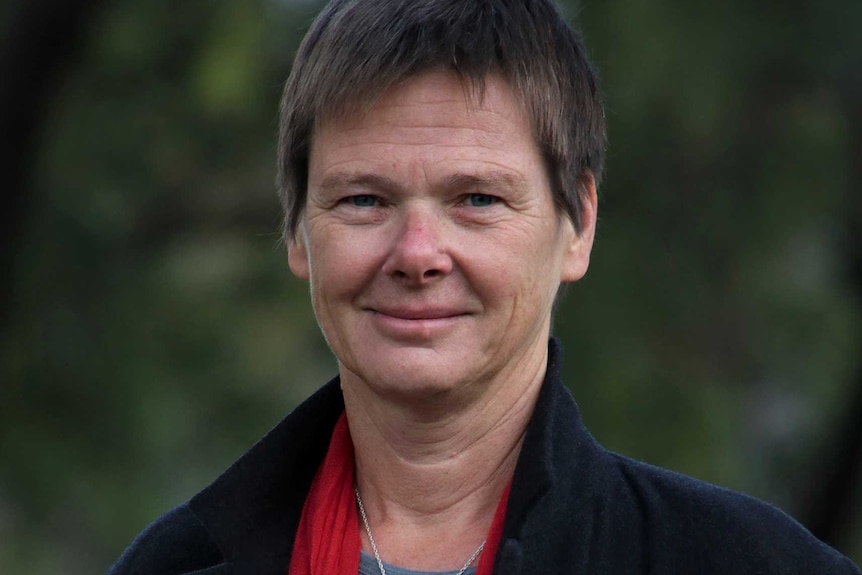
[354,487,486,575]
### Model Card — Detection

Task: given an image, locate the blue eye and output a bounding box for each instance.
[466,193,497,207]
[348,195,377,207]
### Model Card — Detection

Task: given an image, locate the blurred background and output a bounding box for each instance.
[1,0,860,572]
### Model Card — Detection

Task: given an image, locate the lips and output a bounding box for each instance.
[369,307,467,320]
[365,307,466,341]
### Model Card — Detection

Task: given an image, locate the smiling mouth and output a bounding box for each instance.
[369,308,467,321]
[365,308,468,339]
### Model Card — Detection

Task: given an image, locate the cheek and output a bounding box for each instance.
[307,231,384,301]
[519,257,566,314]
[468,223,562,290]
[461,243,546,309]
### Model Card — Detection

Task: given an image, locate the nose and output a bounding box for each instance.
[381,206,453,284]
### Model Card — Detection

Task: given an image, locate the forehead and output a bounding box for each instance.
[308,71,542,184]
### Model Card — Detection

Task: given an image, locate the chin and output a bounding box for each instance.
[370,367,464,396]
[346,357,478,403]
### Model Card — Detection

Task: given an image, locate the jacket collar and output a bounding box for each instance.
[502,337,607,541]
[190,375,345,567]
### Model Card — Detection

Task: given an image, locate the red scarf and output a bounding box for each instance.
[289,412,512,575]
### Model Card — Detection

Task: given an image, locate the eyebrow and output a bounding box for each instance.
[440,171,529,195]
[317,173,400,196]
[317,170,528,196]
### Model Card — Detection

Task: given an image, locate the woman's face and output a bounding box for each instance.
[289,70,595,400]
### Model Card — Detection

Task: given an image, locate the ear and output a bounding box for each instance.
[560,173,598,283]
[287,228,310,281]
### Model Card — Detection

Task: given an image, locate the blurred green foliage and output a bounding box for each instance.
[1,0,860,572]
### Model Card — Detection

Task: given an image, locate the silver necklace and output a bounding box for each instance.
[354,487,486,575]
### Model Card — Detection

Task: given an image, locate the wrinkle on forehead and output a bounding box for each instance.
[313,71,529,142]
[317,66,494,123]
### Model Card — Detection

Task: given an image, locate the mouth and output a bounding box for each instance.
[365,307,469,339]
[368,307,467,320]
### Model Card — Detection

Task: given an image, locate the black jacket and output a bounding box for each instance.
[108,340,861,574]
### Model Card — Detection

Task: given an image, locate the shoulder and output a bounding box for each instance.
[105,504,223,575]
[608,453,859,573]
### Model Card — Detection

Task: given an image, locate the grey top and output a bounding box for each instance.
[359,551,478,575]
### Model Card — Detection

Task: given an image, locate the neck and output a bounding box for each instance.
[341,343,548,571]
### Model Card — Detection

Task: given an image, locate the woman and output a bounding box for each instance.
[108,1,860,574]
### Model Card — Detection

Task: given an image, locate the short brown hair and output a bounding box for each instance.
[277,0,606,239]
